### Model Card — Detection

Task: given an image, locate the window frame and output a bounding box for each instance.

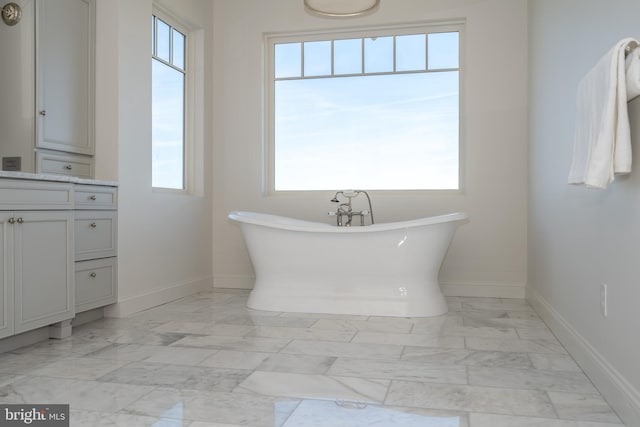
[151,7,191,193]
[264,22,465,195]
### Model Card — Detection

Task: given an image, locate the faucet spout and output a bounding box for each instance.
[327,190,375,226]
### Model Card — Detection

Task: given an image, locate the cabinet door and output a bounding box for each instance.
[14,211,74,334]
[0,213,14,339]
[36,0,95,155]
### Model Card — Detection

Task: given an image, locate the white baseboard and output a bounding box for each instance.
[527,286,640,427]
[104,276,213,318]
[213,275,524,299]
[441,281,525,298]
[214,274,254,289]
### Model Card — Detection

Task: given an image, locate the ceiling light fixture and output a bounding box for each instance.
[304,0,380,17]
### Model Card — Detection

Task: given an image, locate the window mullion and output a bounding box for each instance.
[393,35,397,72]
[360,37,365,74]
[301,42,305,78]
[331,40,335,76]
[169,27,174,65]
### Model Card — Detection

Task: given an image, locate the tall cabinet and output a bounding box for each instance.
[35,0,95,176]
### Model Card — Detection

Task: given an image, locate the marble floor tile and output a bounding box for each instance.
[311,318,414,333]
[234,371,390,403]
[246,326,354,342]
[85,343,170,362]
[507,310,544,320]
[279,312,369,320]
[380,406,470,427]
[256,353,337,375]
[213,314,318,328]
[74,317,167,331]
[143,346,218,366]
[280,339,404,360]
[516,327,558,340]
[385,380,556,417]
[200,350,271,370]
[0,373,22,387]
[400,347,533,369]
[465,336,567,354]
[461,316,546,329]
[9,336,113,357]
[70,410,183,427]
[468,366,599,394]
[528,352,583,372]
[352,331,465,349]
[461,301,536,312]
[404,316,454,335]
[469,412,624,427]
[326,357,467,384]
[170,335,292,353]
[280,400,462,427]
[29,356,129,380]
[152,321,256,337]
[0,352,67,374]
[549,391,622,423]
[0,376,155,413]
[441,324,519,339]
[189,423,248,427]
[112,330,191,346]
[97,361,251,392]
[123,387,289,427]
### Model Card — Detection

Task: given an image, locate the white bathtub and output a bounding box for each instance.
[228,211,468,317]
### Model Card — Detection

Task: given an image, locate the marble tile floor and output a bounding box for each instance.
[0,290,626,427]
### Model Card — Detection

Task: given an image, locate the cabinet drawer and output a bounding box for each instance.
[74,185,117,210]
[75,257,117,312]
[75,211,117,261]
[36,151,94,179]
[0,179,73,210]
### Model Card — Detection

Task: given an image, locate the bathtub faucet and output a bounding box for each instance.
[328,190,375,226]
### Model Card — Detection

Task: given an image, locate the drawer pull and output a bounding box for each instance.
[90,272,97,278]
[16,217,23,224]
[89,195,97,200]
[90,222,97,228]
[8,218,15,224]
[64,165,73,170]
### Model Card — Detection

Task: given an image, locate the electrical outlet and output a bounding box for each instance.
[600,283,608,318]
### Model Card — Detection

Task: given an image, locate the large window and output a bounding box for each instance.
[268,25,461,191]
[152,13,186,190]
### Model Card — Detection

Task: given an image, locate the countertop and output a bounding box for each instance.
[0,171,118,187]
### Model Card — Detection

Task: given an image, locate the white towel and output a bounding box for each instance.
[626,45,640,101]
[568,38,640,189]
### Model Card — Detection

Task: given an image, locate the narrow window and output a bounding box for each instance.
[152,14,186,190]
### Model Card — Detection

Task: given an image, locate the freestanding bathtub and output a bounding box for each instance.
[228,211,468,317]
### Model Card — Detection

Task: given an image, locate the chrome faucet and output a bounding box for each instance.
[328,190,375,226]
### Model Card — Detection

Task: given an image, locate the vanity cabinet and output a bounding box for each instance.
[36,0,95,157]
[73,185,117,313]
[0,181,74,340]
[0,178,118,341]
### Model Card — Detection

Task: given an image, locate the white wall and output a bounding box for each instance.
[98,0,213,316]
[528,1,640,424]
[213,0,529,297]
